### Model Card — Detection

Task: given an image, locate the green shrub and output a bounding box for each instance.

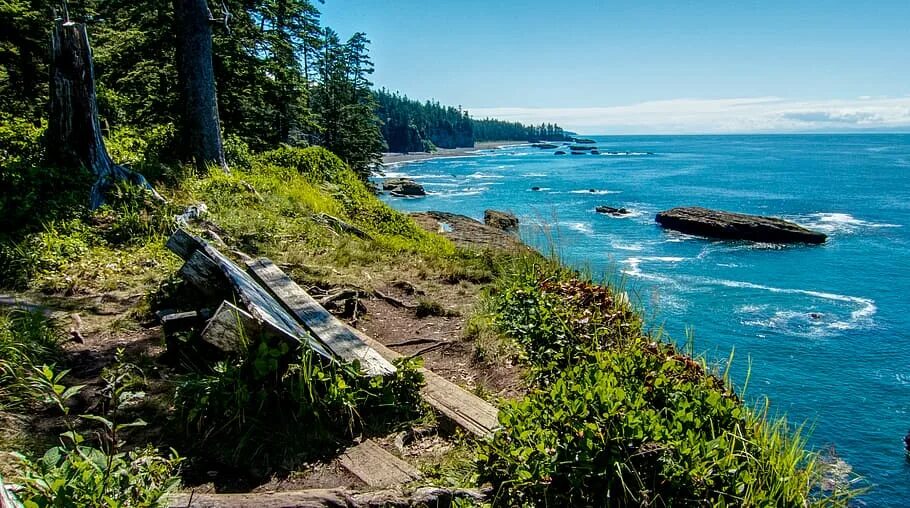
[0,310,64,410]
[479,347,799,506]
[16,361,182,508]
[175,333,425,468]
[475,259,851,506]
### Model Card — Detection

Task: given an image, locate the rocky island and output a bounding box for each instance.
[655,207,827,244]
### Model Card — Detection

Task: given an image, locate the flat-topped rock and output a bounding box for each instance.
[655,207,827,244]
[383,178,426,197]
[484,209,519,231]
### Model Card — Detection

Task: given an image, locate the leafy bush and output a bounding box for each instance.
[0,310,63,410]
[475,259,851,506]
[16,361,181,508]
[175,334,425,469]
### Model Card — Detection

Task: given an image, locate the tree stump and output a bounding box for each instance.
[47,20,162,209]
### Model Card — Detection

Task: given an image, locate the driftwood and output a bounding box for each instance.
[246,258,395,377]
[47,20,162,209]
[373,289,416,310]
[338,439,422,488]
[315,213,372,240]
[168,486,489,508]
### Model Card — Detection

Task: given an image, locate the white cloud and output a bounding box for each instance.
[468,97,910,134]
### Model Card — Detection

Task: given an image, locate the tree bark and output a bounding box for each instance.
[173,0,229,174]
[47,20,161,209]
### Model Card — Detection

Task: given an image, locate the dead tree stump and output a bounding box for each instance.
[47,20,162,209]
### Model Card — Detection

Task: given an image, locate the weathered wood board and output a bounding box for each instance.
[168,486,488,508]
[167,229,332,360]
[338,439,421,488]
[345,326,500,438]
[200,302,257,354]
[246,258,395,377]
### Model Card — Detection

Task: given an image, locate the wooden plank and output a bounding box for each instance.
[178,251,231,299]
[200,302,258,354]
[166,228,205,261]
[197,243,334,361]
[338,439,422,488]
[344,325,500,438]
[245,258,395,377]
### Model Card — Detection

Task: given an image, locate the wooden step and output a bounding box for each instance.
[345,326,500,438]
[338,439,421,488]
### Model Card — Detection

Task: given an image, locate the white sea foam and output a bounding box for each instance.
[621,257,675,283]
[600,151,652,156]
[704,277,877,332]
[800,212,902,234]
[560,221,594,235]
[569,189,622,195]
[467,172,504,179]
[611,241,645,252]
[522,173,547,177]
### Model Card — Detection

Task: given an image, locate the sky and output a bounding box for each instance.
[320,0,910,134]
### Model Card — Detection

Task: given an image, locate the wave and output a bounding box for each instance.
[559,221,594,235]
[799,212,902,234]
[467,172,505,179]
[522,172,547,177]
[611,241,645,252]
[569,189,622,195]
[600,151,653,156]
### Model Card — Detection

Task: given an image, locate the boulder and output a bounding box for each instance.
[655,207,827,244]
[596,206,630,217]
[531,186,541,191]
[383,177,426,197]
[484,210,519,231]
[554,150,567,155]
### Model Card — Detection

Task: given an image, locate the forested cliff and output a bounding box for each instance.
[375,89,573,153]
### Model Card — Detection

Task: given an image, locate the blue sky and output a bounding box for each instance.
[321,1,910,134]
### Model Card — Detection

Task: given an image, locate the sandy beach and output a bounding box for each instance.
[380,140,526,165]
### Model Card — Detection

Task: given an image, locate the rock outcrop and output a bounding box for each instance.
[410,211,525,250]
[484,210,519,231]
[383,178,426,197]
[596,206,630,217]
[655,207,827,244]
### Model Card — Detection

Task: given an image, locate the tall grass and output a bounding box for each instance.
[0,309,63,410]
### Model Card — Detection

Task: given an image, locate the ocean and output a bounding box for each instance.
[380,134,910,506]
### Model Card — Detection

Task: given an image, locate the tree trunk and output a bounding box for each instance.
[47,20,161,209]
[173,0,229,174]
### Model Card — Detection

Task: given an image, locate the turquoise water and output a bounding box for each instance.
[381,134,910,506]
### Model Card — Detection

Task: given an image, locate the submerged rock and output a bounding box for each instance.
[574,138,596,144]
[554,150,567,155]
[533,143,559,149]
[383,177,426,197]
[484,209,519,231]
[531,186,541,191]
[596,205,630,217]
[655,207,827,244]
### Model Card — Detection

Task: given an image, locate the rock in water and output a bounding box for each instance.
[383,177,426,197]
[596,206,630,217]
[655,207,827,244]
[484,209,519,231]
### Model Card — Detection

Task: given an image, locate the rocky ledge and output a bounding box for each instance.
[410,211,525,250]
[655,207,826,244]
[484,209,519,231]
[383,178,426,197]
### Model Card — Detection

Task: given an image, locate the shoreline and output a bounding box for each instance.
[380,140,526,166]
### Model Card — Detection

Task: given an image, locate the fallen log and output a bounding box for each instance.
[168,486,489,508]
